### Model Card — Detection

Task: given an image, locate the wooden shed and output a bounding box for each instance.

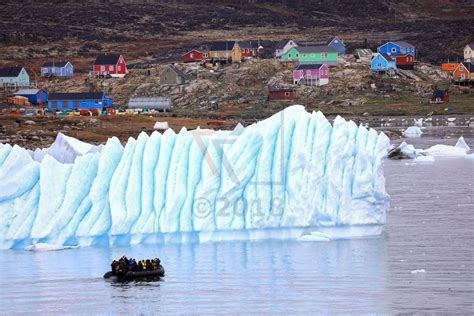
[160,65,186,85]
[267,86,297,101]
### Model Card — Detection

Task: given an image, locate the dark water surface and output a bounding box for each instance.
[0,129,472,314]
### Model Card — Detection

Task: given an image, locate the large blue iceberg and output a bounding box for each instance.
[0,106,390,249]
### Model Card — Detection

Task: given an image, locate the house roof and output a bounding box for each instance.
[94,54,122,65]
[0,67,24,77]
[182,48,207,56]
[48,92,105,101]
[295,45,337,53]
[392,41,415,49]
[466,43,474,50]
[276,39,294,50]
[353,48,373,57]
[166,65,187,79]
[238,41,258,49]
[326,36,345,46]
[460,62,474,72]
[432,90,447,98]
[209,41,235,51]
[42,61,70,68]
[268,85,296,92]
[295,63,324,70]
[14,88,45,95]
[379,52,394,62]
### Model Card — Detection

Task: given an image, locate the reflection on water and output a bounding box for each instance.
[0,130,473,314]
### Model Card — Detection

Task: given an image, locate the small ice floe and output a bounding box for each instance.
[411,269,426,274]
[455,136,471,152]
[414,156,435,163]
[25,243,79,252]
[447,117,456,122]
[297,231,332,242]
[153,121,169,130]
[403,126,423,138]
[422,144,467,158]
[466,154,474,160]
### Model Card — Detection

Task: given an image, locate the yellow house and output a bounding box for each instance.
[209,41,235,61]
[232,42,243,63]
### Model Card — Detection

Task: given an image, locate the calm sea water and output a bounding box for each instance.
[1,128,473,314]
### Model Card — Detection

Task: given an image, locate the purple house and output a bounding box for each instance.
[293,63,329,86]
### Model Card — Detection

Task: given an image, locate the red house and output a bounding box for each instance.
[93,54,127,78]
[430,89,449,104]
[267,86,297,101]
[394,53,415,69]
[182,49,208,63]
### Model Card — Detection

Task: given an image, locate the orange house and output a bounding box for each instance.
[453,62,473,81]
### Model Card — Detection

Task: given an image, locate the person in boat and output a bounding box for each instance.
[111,260,119,273]
[129,258,137,271]
[146,259,153,271]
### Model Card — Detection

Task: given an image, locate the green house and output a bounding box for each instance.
[280,46,339,65]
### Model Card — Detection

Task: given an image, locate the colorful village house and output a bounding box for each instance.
[275,39,298,58]
[281,46,339,65]
[370,53,397,73]
[0,67,30,87]
[326,36,346,54]
[48,92,112,111]
[160,65,186,85]
[13,88,48,105]
[293,64,329,86]
[182,48,208,63]
[377,41,416,68]
[232,41,260,62]
[208,41,235,62]
[93,54,127,78]
[430,89,449,104]
[41,61,73,77]
[267,85,297,101]
[453,62,473,82]
[464,43,474,62]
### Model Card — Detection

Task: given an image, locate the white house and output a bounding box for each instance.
[464,43,474,62]
[275,39,298,58]
[0,67,30,87]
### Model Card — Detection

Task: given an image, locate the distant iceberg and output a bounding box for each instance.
[0,105,391,249]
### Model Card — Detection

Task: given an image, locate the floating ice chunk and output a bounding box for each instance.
[422,144,467,158]
[24,243,79,251]
[411,269,426,274]
[388,141,418,159]
[455,136,470,152]
[414,118,423,127]
[414,156,435,163]
[403,126,423,137]
[297,231,332,242]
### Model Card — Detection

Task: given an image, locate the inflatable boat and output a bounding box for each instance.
[104,266,165,279]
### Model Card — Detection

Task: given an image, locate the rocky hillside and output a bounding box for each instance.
[0,0,473,65]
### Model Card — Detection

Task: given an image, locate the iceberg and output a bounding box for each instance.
[403,126,423,138]
[0,106,391,249]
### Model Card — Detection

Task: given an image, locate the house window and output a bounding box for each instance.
[321,53,327,59]
[391,48,396,53]
[311,54,315,58]
[285,92,290,96]
[303,54,306,57]
[109,65,114,71]
[190,53,194,58]
[100,65,105,71]
[378,63,382,68]
[118,65,122,71]
[296,54,299,58]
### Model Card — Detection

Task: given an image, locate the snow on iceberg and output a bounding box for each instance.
[0,106,391,249]
[455,136,471,153]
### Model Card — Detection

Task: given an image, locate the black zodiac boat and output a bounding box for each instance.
[104,266,165,279]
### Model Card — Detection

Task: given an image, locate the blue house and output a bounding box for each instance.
[377,41,415,57]
[371,53,397,72]
[13,88,48,105]
[47,92,112,111]
[41,61,73,77]
[326,36,346,54]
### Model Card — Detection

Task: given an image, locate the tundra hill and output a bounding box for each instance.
[0,0,473,67]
